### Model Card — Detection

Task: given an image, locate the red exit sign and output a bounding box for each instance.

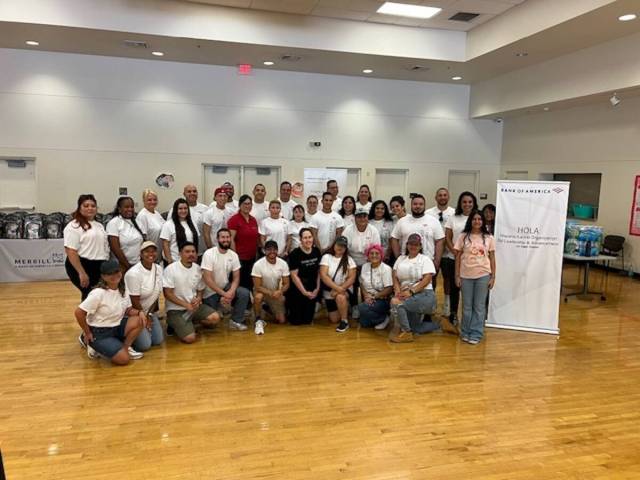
[237,64,252,75]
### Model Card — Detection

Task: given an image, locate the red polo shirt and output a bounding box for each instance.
[227,213,259,261]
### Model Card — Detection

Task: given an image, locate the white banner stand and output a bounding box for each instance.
[487,180,570,334]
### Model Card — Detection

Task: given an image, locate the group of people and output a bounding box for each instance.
[64,180,497,366]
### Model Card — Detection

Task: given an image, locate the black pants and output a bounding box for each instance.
[286,288,318,325]
[239,258,256,291]
[65,257,104,300]
[440,257,459,319]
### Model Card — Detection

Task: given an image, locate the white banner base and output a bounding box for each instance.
[485,323,559,335]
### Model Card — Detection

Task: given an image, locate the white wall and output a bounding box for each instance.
[502,97,640,272]
[0,48,502,213]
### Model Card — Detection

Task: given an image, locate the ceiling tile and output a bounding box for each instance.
[249,0,318,15]
[311,6,372,20]
[367,12,425,26]
[315,0,383,13]
[449,0,513,15]
[189,0,252,6]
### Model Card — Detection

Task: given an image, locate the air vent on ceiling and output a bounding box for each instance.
[449,12,480,22]
[123,40,149,49]
[407,65,430,72]
[280,54,302,62]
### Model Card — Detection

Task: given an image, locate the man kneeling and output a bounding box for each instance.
[162,242,219,343]
[251,240,290,335]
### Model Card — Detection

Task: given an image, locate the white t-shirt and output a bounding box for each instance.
[331,196,342,212]
[287,220,315,250]
[79,287,131,327]
[279,199,298,220]
[342,224,381,266]
[63,220,109,260]
[200,246,241,291]
[393,254,436,290]
[251,256,290,290]
[136,208,165,249]
[314,211,345,250]
[124,262,163,313]
[168,203,208,252]
[342,214,355,229]
[259,217,290,256]
[390,214,445,260]
[444,214,469,259]
[320,253,356,299]
[426,206,456,228]
[106,216,144,265]
[162,261,205,311]
[202,206,230,246]
[360,262,393,296]
[356,201,372,213]
[160,219,196,262]
[370,218,394,251]
[222,199,239,216]
[250,202,269,224]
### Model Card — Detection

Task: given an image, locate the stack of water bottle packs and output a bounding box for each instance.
[0,211,115,239]
[564,222,603,257]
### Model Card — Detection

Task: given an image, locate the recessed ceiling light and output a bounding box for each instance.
[25,40,39,46]
[263,61,275,66]
[377,2,442,19]
[362,69,373,74]
[151,51,164,56]
[451,76,462,81]
[515,52,528,57]
[543,107,550,111]
[618,13,637,21]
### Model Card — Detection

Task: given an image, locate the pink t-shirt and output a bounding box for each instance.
[454,233,495,279]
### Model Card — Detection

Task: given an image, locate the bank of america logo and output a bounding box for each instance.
[552,187,564,194]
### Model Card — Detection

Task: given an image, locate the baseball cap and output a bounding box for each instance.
[100,260,121,274]
[215,186,230,196]
[355,207,369,216]
[264,240,279,251]
[334,236,348,247]
[407,233,422,244]
[140,240,157,252]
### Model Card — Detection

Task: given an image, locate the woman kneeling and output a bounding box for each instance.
[75,260,145,365]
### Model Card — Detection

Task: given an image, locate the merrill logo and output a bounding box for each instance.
[14,252,65,268]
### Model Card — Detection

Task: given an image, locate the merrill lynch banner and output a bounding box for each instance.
[0,239,67,283]
[488,181,569,334]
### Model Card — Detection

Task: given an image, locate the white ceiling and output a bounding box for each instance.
[186,0,526,31]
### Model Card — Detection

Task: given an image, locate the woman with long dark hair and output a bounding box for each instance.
[339,195,356,229]
[368,200,394,261]
[319,236,356,333]
[106,196,145,271]
[64,194,109,302]
[160,198,199,265]
[454,210,496,344]
[442,191,478,325]
[228,194,260,290]
[482,204,496,235]
[389,195,406,224]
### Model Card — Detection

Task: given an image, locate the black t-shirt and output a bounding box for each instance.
[288,246,322,291]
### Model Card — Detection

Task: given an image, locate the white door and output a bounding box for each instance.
[0,158,36,211]
[243,166,280,200]
[202,165,241,205]
[448,170,479,202]
[374,169,408,203]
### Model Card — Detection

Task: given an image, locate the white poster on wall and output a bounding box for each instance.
[487,180,570,334]
[303,168,348,200]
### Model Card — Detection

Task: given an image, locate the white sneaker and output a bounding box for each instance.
[78,333,87,349]
[229,320,249,331]
[87,345,100,359]
[351,306,360,319]
[254,319,265,335]
[375,315,391,330]
[127,347,144,360]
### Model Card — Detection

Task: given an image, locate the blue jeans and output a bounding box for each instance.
[133,314,164,351]
[392,290,438,334]
[203,286,251,324]
[460,275,490,341]
[358,299,390,328]
[89,317,128,358]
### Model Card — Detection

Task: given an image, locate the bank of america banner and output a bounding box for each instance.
[0,239,67,283]
[487,181,569,334]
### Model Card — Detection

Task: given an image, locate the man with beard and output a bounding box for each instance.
[251,240,290,335]
[250,183,269,224]
[390,194,445,322]
[201,228,251,331]
[222,182,240,215]
[278,181,298,220]
[426,187,456,316]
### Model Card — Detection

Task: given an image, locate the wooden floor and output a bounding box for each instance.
[1,266,640,479]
